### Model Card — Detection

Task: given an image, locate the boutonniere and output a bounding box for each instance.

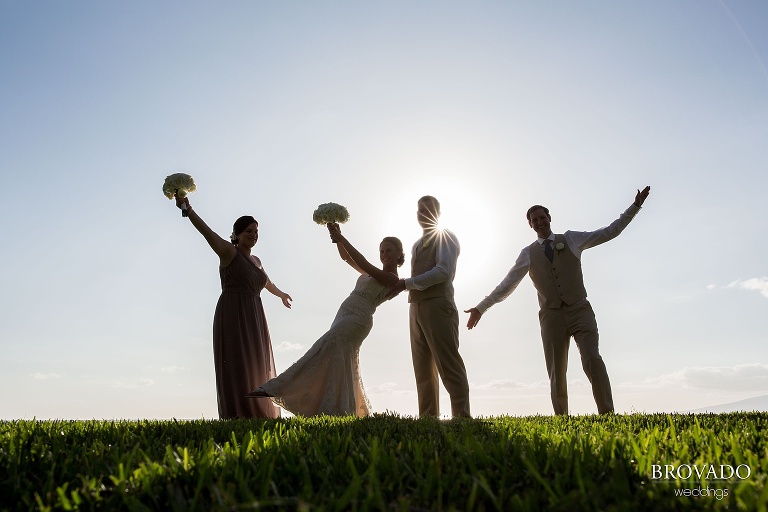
[555,242,565,253]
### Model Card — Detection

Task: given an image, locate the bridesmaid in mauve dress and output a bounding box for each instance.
[175,194,292,419]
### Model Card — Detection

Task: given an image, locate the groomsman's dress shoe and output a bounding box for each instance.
[246,388,272,398]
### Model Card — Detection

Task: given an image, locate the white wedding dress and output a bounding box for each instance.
[258,274,388,417]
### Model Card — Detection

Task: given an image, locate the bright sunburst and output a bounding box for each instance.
[382,176,500,286]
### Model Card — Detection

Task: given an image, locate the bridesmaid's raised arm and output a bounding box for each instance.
[175,195,236,266]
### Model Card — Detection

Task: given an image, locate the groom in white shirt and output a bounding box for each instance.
[465,186,650,415]
[389,195,471,418]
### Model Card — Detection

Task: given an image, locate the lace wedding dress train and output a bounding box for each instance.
[256,275,388,417]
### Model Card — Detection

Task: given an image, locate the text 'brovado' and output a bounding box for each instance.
[651,464,752,481]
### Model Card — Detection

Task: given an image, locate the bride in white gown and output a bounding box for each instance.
[247,223,403,417]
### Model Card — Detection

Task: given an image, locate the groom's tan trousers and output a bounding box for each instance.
[410,297,471,418]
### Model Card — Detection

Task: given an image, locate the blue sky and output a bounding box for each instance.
[1,1,767,419]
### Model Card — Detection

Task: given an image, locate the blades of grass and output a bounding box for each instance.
[336,456,362,510]
[469,474,502,512]
[519,452,558,502]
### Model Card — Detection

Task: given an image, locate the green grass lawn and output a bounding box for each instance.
[2,413,767,511]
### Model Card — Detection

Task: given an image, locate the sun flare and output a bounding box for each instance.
[381,177,500,286]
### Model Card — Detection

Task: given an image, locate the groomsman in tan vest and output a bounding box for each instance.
[465,186,650,415]
[388,196,471,418]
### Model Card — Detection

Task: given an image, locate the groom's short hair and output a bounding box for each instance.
[526,205,550,221]
[418,195,440,215]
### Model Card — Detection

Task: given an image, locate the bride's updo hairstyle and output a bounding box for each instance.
[231,215,258,245]
[382,236,405,267]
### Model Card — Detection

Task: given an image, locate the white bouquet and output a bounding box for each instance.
[312,202,350,225]
[163,173,196,217]
[313,203,349,243]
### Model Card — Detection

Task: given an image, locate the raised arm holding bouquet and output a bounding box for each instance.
[247,213,404,418]
[313,202,350,242]
[171,187,292,419]
[163,173,196,216]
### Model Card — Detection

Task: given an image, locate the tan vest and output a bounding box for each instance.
[408,237,449,303]
[528,234,587,309]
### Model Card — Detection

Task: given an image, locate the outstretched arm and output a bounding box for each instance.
[175,195,236,266]
[328,223,399,287]
[464,247,531,329]
[265,279,292,309]
[567,185,651,255]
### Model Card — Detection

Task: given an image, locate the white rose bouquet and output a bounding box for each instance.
[163,173,197,217]
[313,202,350,242]
[313,202,350,225]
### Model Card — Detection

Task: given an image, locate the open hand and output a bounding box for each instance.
[464,308,483,330]
[634,186,650,207]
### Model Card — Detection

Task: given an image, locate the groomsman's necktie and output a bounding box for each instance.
[543,239,554,263]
